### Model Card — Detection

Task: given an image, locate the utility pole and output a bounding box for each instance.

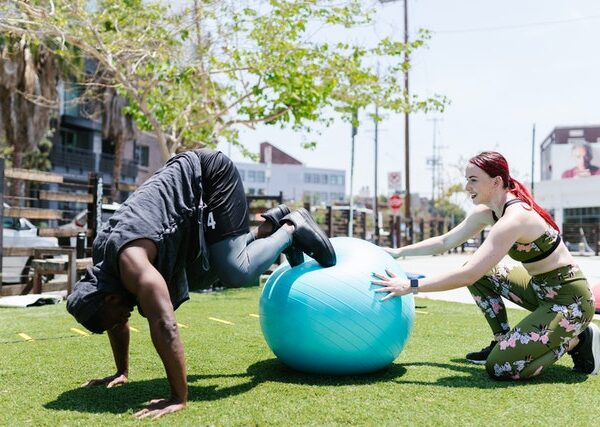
[426,117,442,209]
[348,110,358,237]
[403,0,411,222]
[379,0,410,222]
[374,104,380,243]
[531,124,536,196]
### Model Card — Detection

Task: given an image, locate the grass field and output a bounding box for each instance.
[1,288,599,426]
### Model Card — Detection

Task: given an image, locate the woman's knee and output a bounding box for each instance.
[485,356,544,381]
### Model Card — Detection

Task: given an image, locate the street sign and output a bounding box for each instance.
[388,194,403,215]
[387,171,402,192]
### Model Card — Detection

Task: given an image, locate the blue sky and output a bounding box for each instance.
[223,0,600,202]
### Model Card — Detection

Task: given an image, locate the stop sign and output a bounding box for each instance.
[388,194,403,210]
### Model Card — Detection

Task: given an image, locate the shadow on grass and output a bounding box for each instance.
[44,359,407,414]
[395,359,588,388]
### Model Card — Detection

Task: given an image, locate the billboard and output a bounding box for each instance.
[543,141,600,180]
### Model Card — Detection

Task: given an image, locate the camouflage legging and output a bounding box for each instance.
[468,264,595,380]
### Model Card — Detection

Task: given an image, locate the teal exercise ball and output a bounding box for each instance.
[259,237,415,375]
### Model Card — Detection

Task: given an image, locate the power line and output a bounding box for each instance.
[433,14,600,35]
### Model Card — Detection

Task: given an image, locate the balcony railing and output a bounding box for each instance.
[50,144,138,180]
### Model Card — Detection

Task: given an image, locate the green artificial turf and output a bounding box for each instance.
[1,288,599,426]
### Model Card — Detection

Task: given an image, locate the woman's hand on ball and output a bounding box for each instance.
[371,269,410,300]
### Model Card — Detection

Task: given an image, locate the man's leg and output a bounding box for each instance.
[208,226,294,287]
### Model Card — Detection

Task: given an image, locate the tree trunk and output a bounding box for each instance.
[111,132,124,202]
[0,37,59,200]
[102,88,134,203]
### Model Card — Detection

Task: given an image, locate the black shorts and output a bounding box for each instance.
[199,150,249,245]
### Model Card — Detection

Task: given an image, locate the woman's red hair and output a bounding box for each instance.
[469,151,560,231]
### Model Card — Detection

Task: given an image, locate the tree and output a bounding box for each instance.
[101,87,135,201]
[434,183,466,224]
[0,33,60,196]
[1,0,447,162]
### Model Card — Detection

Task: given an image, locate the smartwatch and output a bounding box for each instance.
[410,279,419,295]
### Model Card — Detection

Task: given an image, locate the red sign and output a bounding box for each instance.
[388,194,403,210]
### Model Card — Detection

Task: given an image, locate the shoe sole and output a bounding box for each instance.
[589,323,600,375]
[465,358,487,365]
[296,209,336,267]
[261,205,290,229]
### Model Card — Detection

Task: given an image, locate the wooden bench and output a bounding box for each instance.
[2,247,92,295]
[1,162,103,296]
[18,248,93,295]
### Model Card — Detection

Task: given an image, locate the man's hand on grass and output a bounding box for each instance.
[134,398,186,419]
[82,373,128,388]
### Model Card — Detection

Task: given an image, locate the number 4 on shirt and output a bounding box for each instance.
[206,211,216,229]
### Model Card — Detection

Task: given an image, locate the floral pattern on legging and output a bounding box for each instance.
[493,356,534,379]
[491,294,590,378]
[471,266,518,333]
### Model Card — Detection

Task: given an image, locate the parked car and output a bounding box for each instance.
[2,209,59,284]
[58,202,121,246]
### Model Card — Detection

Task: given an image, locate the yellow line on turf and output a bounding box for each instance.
[177,323,188,329]
[249,314,259,318]
[415,310,429,315]
[129,326,139,332]
[70,328,89,336]
[18,333,33,341]
[208,317,234,325]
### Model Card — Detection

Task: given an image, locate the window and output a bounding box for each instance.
[330,174,344,185]
[321,174,328,184]
[61,129,92,151]
[564,207,600,223]
[248,170,256,182]
[63,81,83,117]
[3,217,15,229]
[304,173,312,183]
[134,144,150,167]
[256,171,265,183]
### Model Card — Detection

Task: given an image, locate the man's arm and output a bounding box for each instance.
[136,273,188,403]
[83,322,130,388]
[119,240,187,419]
[108,321,130,377]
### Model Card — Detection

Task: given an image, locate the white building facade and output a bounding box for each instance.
[234,142,346,205]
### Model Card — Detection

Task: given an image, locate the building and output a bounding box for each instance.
[535,125,600,236]
[234,142,346,205]
[51,78,344,206]
[49,77,164,201]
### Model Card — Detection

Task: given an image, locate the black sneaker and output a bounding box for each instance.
[569,323,600,375]
[466,341,497,365]
[280,208,336,267]
[260,204,304,267]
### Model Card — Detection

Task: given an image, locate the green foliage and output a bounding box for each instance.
[0,292,599,425]
[434,183,467,222]
[1,0,448,159]
[22,131,53,171]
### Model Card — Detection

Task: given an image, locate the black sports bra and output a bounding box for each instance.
[492,199,562,264]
